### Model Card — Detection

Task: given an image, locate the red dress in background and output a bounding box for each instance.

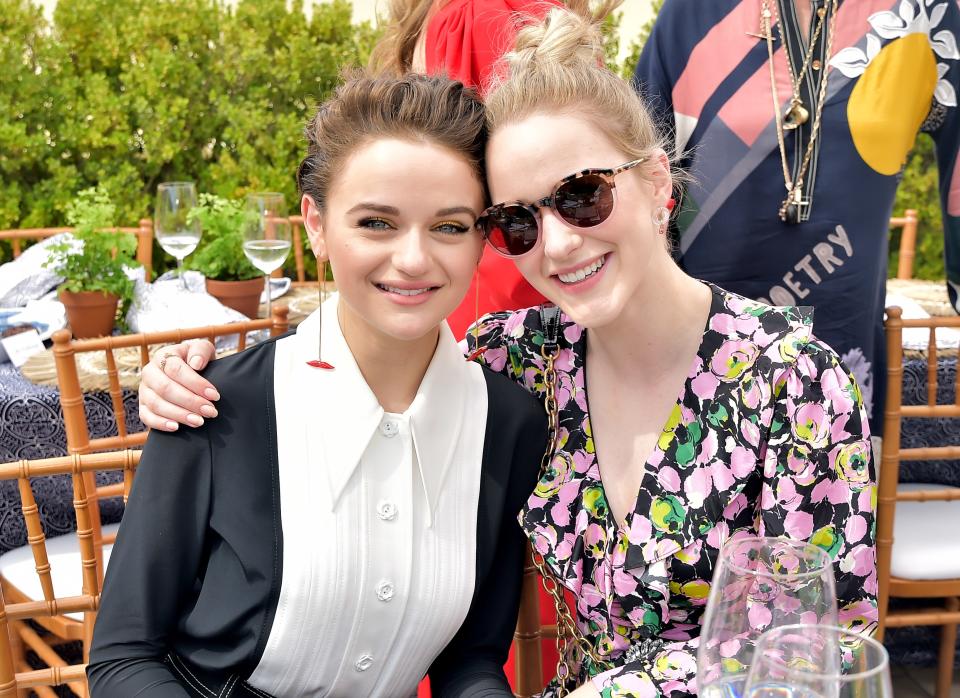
[424,0,559,339]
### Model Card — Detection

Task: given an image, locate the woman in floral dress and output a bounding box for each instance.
[137,2,878,696]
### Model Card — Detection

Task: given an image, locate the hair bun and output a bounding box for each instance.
[505,0,621,71]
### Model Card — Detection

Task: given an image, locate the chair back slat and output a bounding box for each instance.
[890,209,919,280]
[103,350,127,441]
[927,328,938,406]
[15,478,56,602]
[290,215,307,285]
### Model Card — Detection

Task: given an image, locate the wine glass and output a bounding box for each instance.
[155,182,202,288]
[242,193,291,318]
[744,624,892,698]
[696,537,839,698]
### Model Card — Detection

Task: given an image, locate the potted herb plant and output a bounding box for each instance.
[187,194,263,318]
[44,187,138,339]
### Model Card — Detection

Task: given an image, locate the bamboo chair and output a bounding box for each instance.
[879,306,960,698]
[890,209,920,281]
[0,450,141,698]
[513,544,559,698]
[0,221,155,281]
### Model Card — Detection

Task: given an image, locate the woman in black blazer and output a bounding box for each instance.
[87,72,546,698]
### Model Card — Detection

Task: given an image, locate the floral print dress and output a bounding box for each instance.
[466,283,878,698]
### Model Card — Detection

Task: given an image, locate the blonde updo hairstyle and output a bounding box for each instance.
[485,0,680,191]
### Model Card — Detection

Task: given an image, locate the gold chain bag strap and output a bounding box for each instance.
[533,305,610,695]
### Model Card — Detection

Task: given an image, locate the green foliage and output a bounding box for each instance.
[43,187,138,324]
[619,0,662,80]
[186,194,260,281]
[0,0,379,277]
[889,133,944,280]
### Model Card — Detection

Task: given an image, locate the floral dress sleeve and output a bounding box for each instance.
[590,338,877,698]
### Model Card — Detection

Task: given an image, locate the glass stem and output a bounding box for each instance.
[265,274,272,319]
[177,257,186,290]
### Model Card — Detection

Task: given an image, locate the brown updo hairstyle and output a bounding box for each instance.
[296,71,489,210]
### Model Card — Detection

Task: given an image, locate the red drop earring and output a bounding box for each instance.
[306,258,335,370]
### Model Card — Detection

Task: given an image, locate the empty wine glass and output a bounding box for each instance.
[696,537,839,698]
[745,624,892,698]
[155,182,202,288]
[242,193,291,318]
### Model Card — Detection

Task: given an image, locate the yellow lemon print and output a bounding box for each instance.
[848,33,937,175]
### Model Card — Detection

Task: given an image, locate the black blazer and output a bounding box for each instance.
[87,334,546,697]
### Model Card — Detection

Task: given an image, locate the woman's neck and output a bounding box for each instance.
[338,303,440,413]
[586,260,712,380]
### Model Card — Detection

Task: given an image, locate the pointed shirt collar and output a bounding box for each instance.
[294,295,471,526]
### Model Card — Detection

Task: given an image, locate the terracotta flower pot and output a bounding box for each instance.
[205,277,264,319]
[58,289,119,339]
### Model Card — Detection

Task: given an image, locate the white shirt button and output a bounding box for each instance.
[376,580,395,602]
[377,501,398,521]
[355,654,374,672]
[380,419,399,438]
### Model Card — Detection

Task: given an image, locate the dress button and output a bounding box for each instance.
[355,654,374,672]
[377,501,398,521]
[376,580,395,602]
[380,419,399,438]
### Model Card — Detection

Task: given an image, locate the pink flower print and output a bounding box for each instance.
[840,598,880,631]
[747,602,773,630]
[706,520,729,549]
[778,327,810,363]
[658,466,682,492]
[504,311,527,338]
[830,413,852,444]
[741,376,763,410]
[710,461,735,492]
[783,510,814,539]
[652,649,698,681]
[730,446,757,478]
[562,322,583,344]
[613,568,640,597]
[829,440,871,491]
[683,466,713,508]
[839,543,875,578]
[691,371,720,401]
[734,313,760,336]
[741,418,761,448]
[791,402,830,448]
[578,581,605,608]
[858,487,875,514]
[480,345,508,373]
[776,477,804,511]
[786,446,818,486]
[627,514,653,547]
[534,452,572,498]
[710,312,738,336]
[600,671,658,697]
[821,365,855,415]
[719,638,742,658]
[571,448,593,475]
[723,492,749,519]
[697,429,719,465]
[585,522,607,559]
[844,514,868,544]
[711,339,759,382]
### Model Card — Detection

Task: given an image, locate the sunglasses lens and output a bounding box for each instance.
[480,205,539,256]
[555,174,614,227]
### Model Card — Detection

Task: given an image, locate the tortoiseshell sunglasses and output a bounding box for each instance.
[476,158,644,258]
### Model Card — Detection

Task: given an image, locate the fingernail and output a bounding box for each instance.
[187,414,204,427]
[165,421,179,431]
[190,356,203,370]
[200,405,218,418]
[204,388,221,401]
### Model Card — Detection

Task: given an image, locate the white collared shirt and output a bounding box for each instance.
[247,294,489,698]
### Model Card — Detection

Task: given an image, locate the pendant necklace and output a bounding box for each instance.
[760,0,838,224]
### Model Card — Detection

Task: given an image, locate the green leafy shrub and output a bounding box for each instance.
[889,133,944,280]
[43,187,139,323]
[186,194,260,281]
[0,0,379,281]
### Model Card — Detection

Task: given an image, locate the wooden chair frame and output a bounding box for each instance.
[880,306,960,698]
[0,221,155,281]
[513,545,559,698]
[0,450,141,698]
[890,209,920,281]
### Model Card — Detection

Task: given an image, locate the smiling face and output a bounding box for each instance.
[485,112,671,329]
[303,138,486,344]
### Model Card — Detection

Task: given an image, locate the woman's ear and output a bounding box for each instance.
[302,195,327,260]
[649,148,674,205]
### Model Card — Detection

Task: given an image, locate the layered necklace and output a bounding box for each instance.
[759,0,839,224]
